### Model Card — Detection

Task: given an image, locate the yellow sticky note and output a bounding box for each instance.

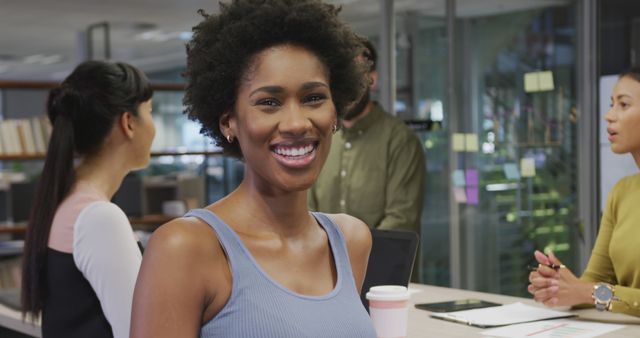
[465,133,479,152]
[538,71,554,91]
[452,133,465,152]
[520,158,536,177]
[524,72,539,93]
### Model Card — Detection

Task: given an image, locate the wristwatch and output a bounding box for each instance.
[592,283,618,311]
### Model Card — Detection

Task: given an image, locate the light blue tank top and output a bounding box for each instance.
[185,209,377,338]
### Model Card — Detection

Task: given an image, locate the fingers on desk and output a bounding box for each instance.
[529,276,559,288]
[532,285,559,304]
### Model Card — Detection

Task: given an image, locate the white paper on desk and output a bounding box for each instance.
[430,302,574,327]
[481,319,624,338]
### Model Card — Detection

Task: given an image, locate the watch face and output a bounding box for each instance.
[595,285,613,301]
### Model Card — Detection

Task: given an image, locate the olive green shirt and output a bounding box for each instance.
[581,173,640,316]
[309,102,425,232]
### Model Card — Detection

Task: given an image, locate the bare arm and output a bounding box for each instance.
[130,218,227,338]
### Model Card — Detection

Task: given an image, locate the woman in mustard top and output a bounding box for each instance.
[528,68,640,316]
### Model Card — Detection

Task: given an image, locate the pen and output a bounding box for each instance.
[526,263,565,272]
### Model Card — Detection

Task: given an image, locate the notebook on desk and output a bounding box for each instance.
[360,229,419,311]
[430,302,575,328]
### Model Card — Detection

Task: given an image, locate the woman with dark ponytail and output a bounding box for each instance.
[21,60,155,338]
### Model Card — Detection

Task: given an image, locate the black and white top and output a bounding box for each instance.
[45,182,142,338]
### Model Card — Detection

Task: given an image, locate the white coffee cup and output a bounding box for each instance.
[366,285,410,338]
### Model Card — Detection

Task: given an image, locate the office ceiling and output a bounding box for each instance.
[0,0,568,81]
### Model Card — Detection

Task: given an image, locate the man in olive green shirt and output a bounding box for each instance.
[309,39,425,233]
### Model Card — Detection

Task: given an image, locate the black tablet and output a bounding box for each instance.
[360,229,419,310]
[415,299,501,312]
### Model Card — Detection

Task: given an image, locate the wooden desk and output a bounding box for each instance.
[408,283,640,337]
[2,283,640,337]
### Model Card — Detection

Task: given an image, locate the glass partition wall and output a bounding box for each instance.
[344,0,589,297]
[451,2,580,296]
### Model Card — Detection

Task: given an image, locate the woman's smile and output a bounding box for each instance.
[270,140,319,169]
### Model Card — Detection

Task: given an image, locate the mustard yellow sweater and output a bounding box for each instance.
[582,173,640,316]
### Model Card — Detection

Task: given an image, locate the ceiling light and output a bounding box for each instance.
[22,54,64,65]
[135,30,193,42]
[23,54,45,64]
[41,55,63,65]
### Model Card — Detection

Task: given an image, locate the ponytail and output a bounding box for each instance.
[20,60,152,320]
[22,92,77,319]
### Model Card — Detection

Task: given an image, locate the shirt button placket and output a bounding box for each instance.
[340,138,350,213]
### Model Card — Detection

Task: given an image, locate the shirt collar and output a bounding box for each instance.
[342,101,383,136]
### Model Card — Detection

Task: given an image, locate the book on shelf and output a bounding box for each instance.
[17,119,37,155]
[10,120,22,155]
[0,120,18,155]
[40,115,52,146]
[0,116,50,157]
[31,116,47,154]
[15,120,28,154]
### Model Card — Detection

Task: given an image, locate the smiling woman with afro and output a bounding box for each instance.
[183,0,367,157]
[130,0,378,336]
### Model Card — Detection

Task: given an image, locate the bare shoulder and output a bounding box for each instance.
[145,216,223,262]
[139,216,229,302]
[132,216,229,336]
[325,213,372,251]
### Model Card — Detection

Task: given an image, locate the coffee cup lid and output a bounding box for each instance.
[365,285,410,301]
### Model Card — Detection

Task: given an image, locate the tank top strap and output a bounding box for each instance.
[183,208,253,272]
[310,212,356,288]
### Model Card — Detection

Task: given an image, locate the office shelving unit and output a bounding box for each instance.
[0,80,237,236]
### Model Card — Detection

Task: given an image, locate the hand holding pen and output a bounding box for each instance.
[527,250,594,307]
[527,263,564,272]
[528,250,566,275]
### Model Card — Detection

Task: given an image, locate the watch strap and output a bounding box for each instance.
[595,301,608,311]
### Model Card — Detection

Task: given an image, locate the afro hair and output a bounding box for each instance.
[183,0,367,157]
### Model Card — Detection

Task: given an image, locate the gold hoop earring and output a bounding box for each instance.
[226,135,234,143]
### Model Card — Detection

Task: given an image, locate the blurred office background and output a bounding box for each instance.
[1,0,639,299]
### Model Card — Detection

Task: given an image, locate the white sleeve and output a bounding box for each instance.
[73,201,142,338]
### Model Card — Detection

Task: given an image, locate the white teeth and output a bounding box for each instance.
[274,144,314,157]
